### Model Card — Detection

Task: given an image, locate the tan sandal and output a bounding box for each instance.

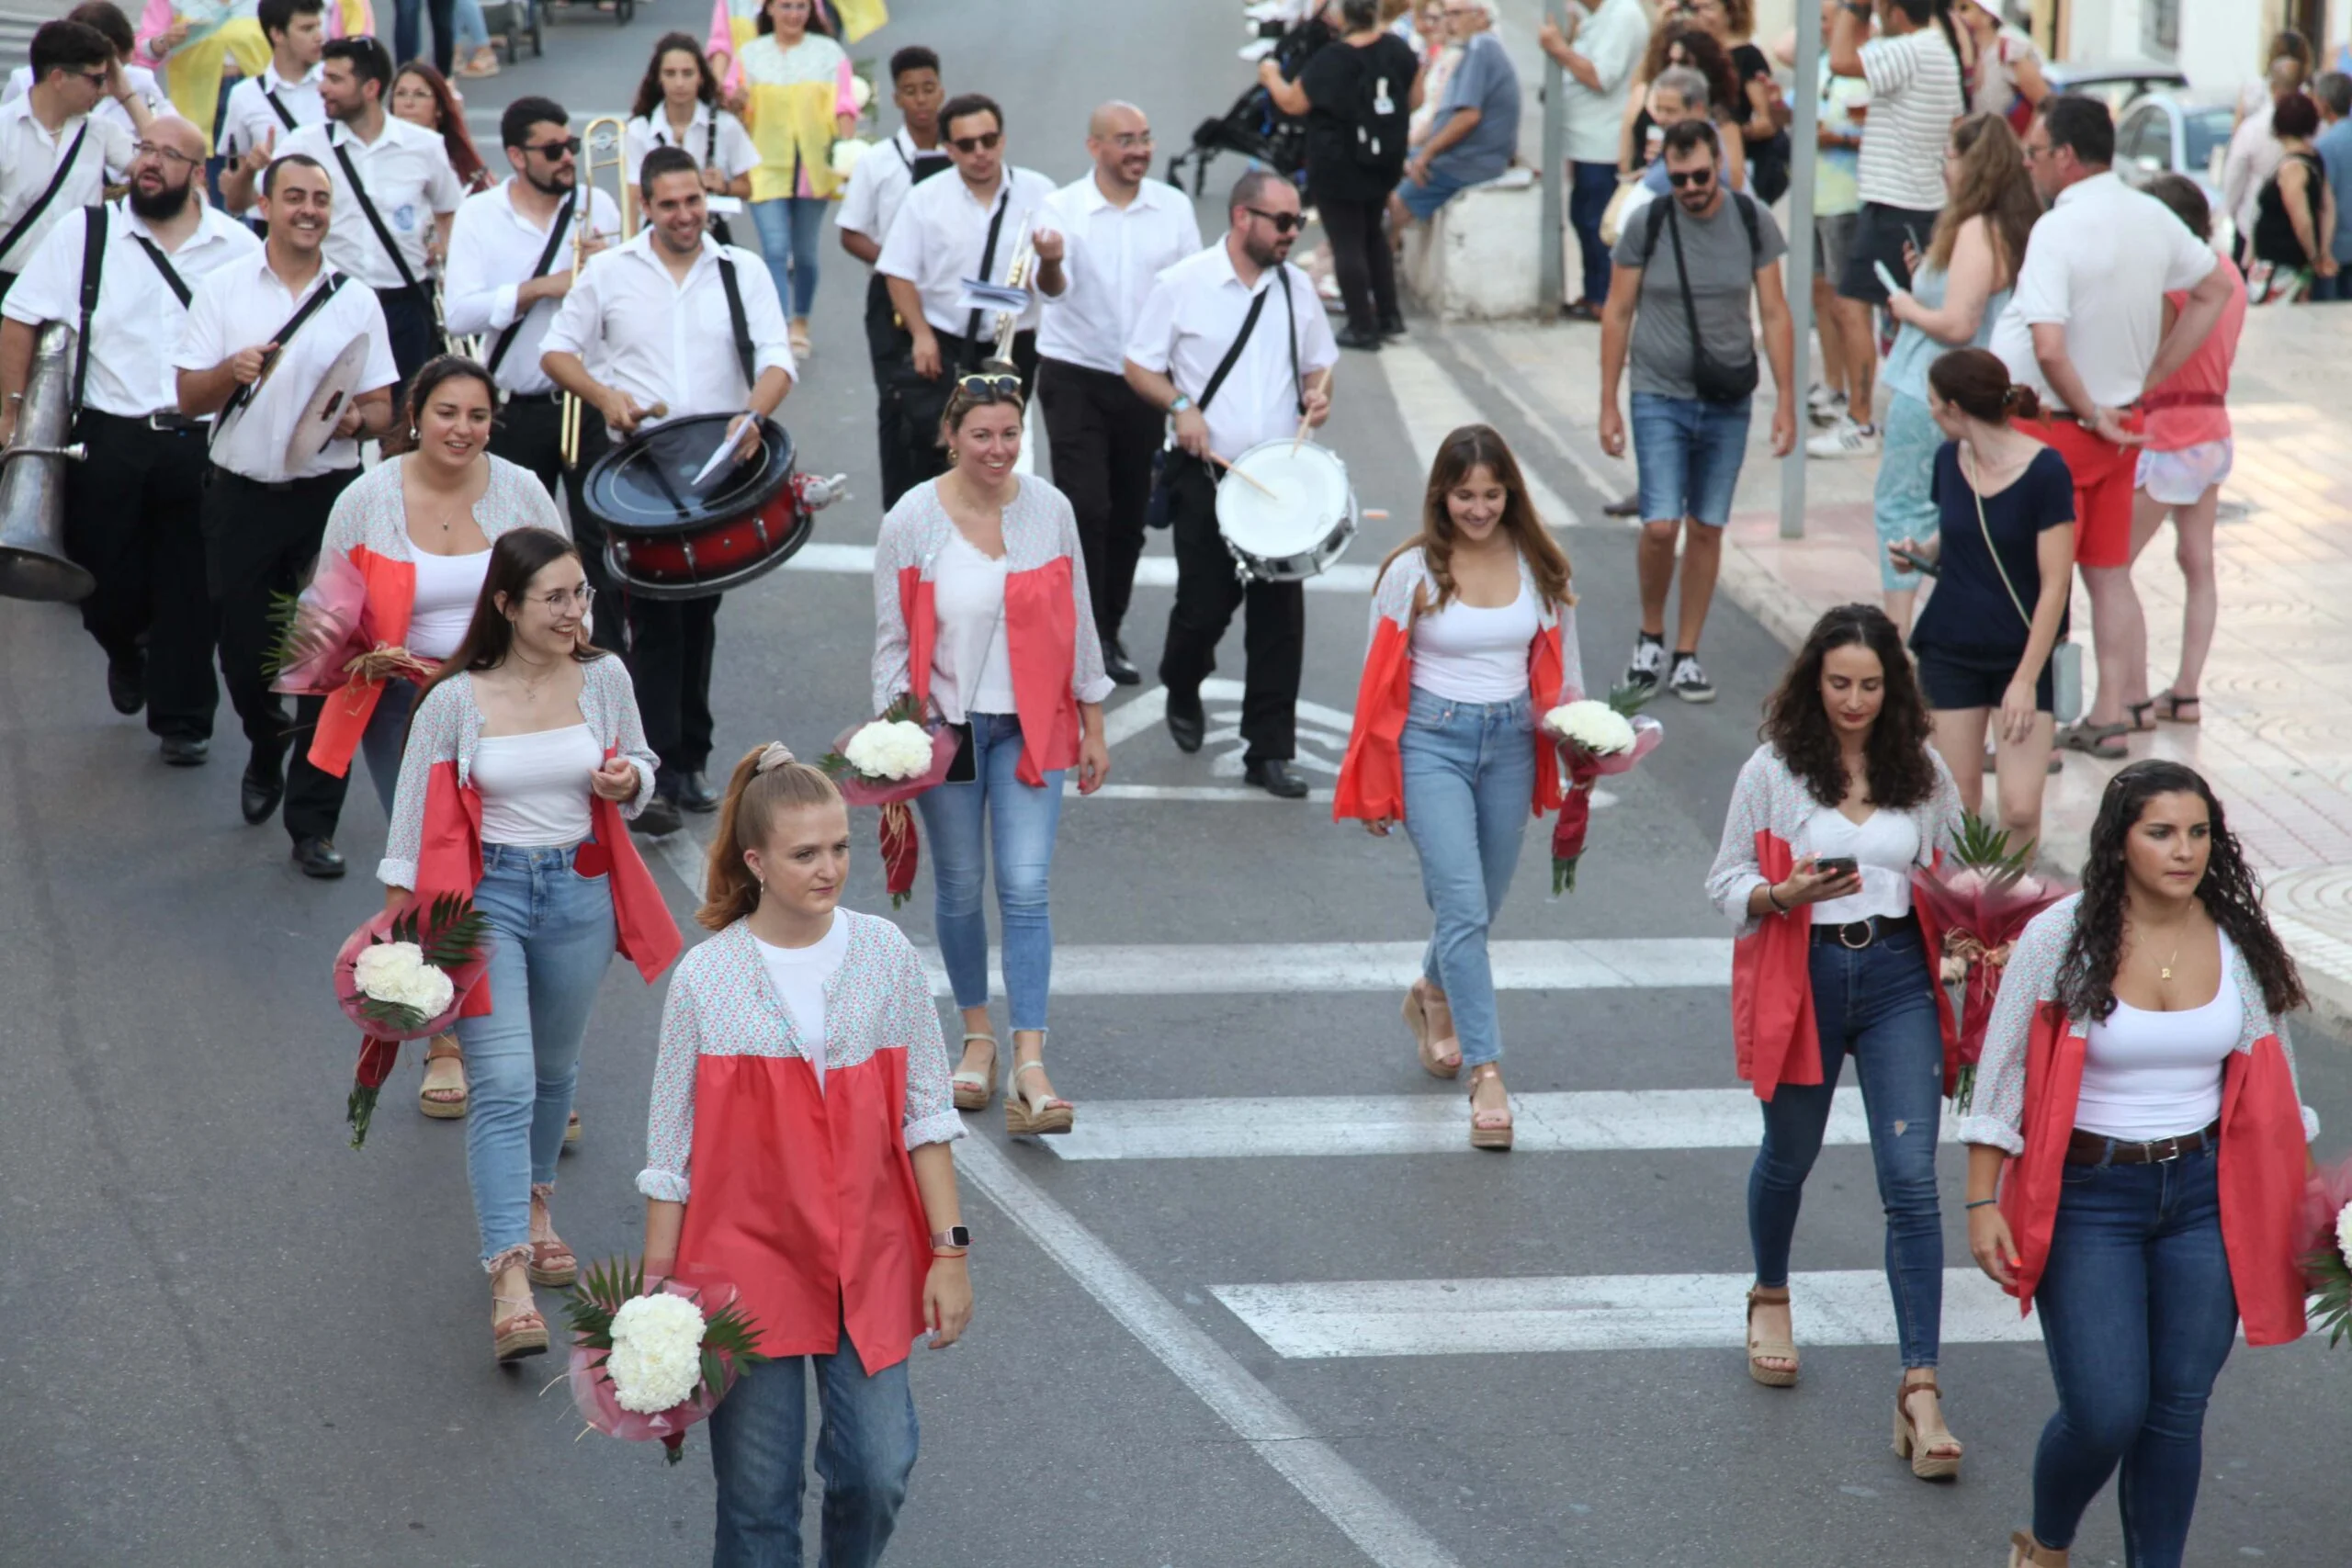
[527,1187,577,1287]
[788,321,812,359]
[1465,1063,1512,1151]
[564,1109,581,1147]
[1402,981,1461,1078]
[951,1032,999,1111]
[419,1033,468,1119]
[492,1294,548,1361]
[1893,1373,1962,1481]
[1004,1057,1074,1136]
[2007,1529,2065,1567]
[1745,1286,1798,1387]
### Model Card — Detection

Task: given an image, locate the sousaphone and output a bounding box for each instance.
[0,320,94,603]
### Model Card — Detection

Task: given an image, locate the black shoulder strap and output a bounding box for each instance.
[705,115,718,170]
[1638,193,1672,265]
[1277,265,1301,415]
[484,189,577,376]
[327,133,428,299]
[0,122,91,266]
[1641,190,1761,266]
[213,271,348,434]
[1196,284,1269,413]
[72,203,105,411]
[714,250,759,390]
[956,186,1012,354]
[1733,192,1761,258]
[264,85,300,131]
[1662,200,1705,356]
[131,233,192,307]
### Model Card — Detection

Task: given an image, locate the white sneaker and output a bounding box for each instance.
[1806,386,1847,428]
[1668,653,1716,704]
[1624,637,1667,692]
[1805,413,1880,459]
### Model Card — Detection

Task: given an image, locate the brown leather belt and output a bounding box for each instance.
[2065,1120,2219,1166]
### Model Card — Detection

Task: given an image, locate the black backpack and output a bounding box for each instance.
[1351,46,1410,176]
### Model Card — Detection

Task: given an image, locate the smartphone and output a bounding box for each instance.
[1872,258,1905,299]
[1889,545,1941,579]
[1815,856,1860,881]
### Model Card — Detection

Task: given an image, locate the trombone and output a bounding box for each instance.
[560,115,635,469]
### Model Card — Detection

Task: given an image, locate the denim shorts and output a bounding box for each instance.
[1398,164,1478,220]
[1914,642,2054,713]
[1632,390,1751,527]
[1872,392,1942,589]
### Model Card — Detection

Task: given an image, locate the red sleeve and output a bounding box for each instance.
[1332,617,1413,822]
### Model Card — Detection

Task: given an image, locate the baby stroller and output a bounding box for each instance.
[1165,8,1327,196]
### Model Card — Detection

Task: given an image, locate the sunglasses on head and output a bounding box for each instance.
[1244,206,1304,234]
[956,372,1023,399]
[948,130,1001,153]
[1668,167,1714,188]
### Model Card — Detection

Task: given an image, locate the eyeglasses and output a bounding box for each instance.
[956,372,1023,399]
[1667,167,1714,188]
[2022,141,2053,161]
[1105,131,1154,150]
[1244,206,1305,234]
[536,585,595,612]
[131,140,203,170]
[525,136,582,159]
[948,130,1001,153]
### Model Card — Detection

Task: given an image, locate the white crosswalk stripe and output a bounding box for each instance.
[908,939,1726,996]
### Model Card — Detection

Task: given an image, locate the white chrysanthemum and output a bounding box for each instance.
[2335,1199,2352,1265]
[843,718,935,780]
[607,1292,708,1414]
[354,942,456,1016]
[1543,700,1637,756]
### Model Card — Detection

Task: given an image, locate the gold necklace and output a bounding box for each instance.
[2146,911,2192,981]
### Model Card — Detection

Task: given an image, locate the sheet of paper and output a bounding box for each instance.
[956,278,1028,313]
[689,421,745,488]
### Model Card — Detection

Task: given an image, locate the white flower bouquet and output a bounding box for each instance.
[2302,1156,2352,1348]
[565,1258,769,1464]
[1539,685,1665,895]
[820,695,960,908]
[333,893,492,1147]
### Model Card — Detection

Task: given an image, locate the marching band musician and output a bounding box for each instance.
[874,91,1059,491]
[173,151,399,877]
[213,0,326,205]
[540,144,797,837]
[1123,169,1338,799]
[0,115,257,763]
[1033,100,1201,689]
[1,3,167,131]
[620,34,758,224]
[0,19,152,300]
[835,42,947,511]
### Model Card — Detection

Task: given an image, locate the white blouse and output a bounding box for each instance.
[753,913,851,1090]
[471,723,601,846]
[406,547,490,661]
[1800,807,1920,925]
[1408,583,1539,704]
[2078,932,2245,1142]
[929,530,1018,721]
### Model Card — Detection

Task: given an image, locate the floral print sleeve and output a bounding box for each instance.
[1053,491,1114,705]
[587,655,659,819]
[638,957,704,1201]
[870,500,919,715]
[377,677,468,888]
[1954,897,2075,1154]
[1704,747,1781,937]
[890,930,962,1150]
[1368,548,1424,644]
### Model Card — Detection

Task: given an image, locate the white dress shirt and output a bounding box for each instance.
[444,178,626,395]
[0,98,136,275]
[834,127,950,250]
[1990,172,2221,410]
[172,251,397,480]
[1124,238,1340,457]
[622,103,760,187]
[3,63,164,134]
[270,116,464,289]
[1035,173,1203,374]
[2,197,259,416]
[216,62,325,159]
[875,164,1058,337]
[540,231,796,424]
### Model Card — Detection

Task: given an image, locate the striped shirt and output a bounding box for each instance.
[1858,28,1965,210]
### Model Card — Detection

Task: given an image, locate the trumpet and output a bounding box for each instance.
[986,219,1036,369]
[561,115,635,469]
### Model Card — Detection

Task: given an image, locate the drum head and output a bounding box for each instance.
[283,334,370,471]
[581,413,796,537]
[1214,439,1351,557]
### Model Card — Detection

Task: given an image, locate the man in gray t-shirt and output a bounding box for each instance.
[1598,119,1795,705]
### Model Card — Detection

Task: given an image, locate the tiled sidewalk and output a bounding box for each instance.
[1440,306,2352,1027]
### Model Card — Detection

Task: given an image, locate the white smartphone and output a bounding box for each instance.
[1873,259,1905,299]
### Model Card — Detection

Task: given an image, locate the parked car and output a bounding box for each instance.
[2114,91,2238,254]
[2041,58,2192,112]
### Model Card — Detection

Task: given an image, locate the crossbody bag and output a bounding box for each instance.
[1965,446,2083,725]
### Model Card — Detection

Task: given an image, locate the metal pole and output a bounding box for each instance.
[1538,0,1566,313]
[1778,6,1822,540]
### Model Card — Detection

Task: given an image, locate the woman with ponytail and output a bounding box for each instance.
[639,742,969,1562]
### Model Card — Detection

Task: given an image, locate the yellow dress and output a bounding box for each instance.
[163,0,271,147]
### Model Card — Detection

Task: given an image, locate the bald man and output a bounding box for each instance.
[1034,101,1201,683]
[0,113,260,761]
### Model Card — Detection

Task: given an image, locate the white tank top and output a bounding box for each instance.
[1409,582,1539,704]
[471,724,601,846]
[1800,807,1920,924]
[407,547,491,661]
[2077,932,2245,1142]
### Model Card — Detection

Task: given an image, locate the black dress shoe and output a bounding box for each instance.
[241,755,285,825]
[1332,325,1384,352]
[676,770,720,813]
[107,655,145,716]
[1377,314,1408,339]
[1103,638,1140,686]
[159,735,209,767]
[1165,686,1204,753]
[1244,759,1310,798]
[291,836,346,878]
[633,794,684,837]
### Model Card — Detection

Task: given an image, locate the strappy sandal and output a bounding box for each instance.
[492,1294,548,1361]
[2154,689,2200,725]
[1745,1286,1798,1387]
[2057,720,2127,759]
[1402,981,1461,1078]
[418,1033,468,1119]
[952,1032,999,1111]
[1465,1063,1512,1151]
[2007,1531,2064,1567]
[788,321,813,359]
[2123,698,2158,733]
[1004,1058,1074,1136]
[526,1188,577,1287]
[1893,1372,1962,1480]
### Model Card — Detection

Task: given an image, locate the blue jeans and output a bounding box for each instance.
[1631,391,1751,527]
[1568,161,1620,304]
[456,841,616,1267]
[358,677,419,820]
[453,0,489,52]
[708,1322,919,1568]
[393,0,458,76]
[1747,928,1946,1367]
[751,196,828,319]
[1398,689,1536,1069]
[2030,1144,2238,1566]
[1872,392,1941,590]
[914,712,1065,1032]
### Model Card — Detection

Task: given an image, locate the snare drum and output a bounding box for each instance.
[581,413,809,601]
[1213,438,1359,582]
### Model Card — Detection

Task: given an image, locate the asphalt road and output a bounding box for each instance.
[5,3,2351,1564]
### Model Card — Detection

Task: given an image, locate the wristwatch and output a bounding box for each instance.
[1168,393,1193,415]
[931,1225,971,1250]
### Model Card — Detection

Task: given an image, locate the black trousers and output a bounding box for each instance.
[1157,452,1303,762]
[376,285,438,410]
[864,272,921,512]
[64,411,219,740]
[1035,355,1161,646]
[200,464,359,841]
[888,326,1038,494]
[487,390,618,649]
[1318,192,1399,335]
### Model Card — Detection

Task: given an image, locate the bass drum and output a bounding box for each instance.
[581,412,808,601]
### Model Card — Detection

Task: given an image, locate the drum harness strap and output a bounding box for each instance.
[713,252,759,390]
[483,188,576,381]
[210,271,349,448]
[0,122,89,272]
[264,85,300,132]
[328,131,435,318]
[1194,266,1299,423]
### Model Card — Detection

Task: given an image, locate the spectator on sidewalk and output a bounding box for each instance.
[2249,89,2335,299]
[1989,94,2235,760]
[1679,0,1792,203]
[2221,58,2302,261]
[1820,0,1972,462]
[1957,0,2045,130]
[1392,0,1520,228]
[1875,111,2037,637]
[1624,23,1746,179]
[1406,0,1459,141]
[2123,175,2245,736]
[1624,65,1750,209]
[1538,0,1647,321]
[2313,72,2352,300]
[1776,0,1872,436]
[2236,28,2312,123]
[1598,118,1795,705]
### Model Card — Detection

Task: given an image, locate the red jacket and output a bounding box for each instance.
[896,559,1082,787]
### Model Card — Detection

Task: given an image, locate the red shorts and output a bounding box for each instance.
[2026,416,2141,569]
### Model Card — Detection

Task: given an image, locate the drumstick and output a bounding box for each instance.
[1207,449,1277,498]
[1289,368,1331,457]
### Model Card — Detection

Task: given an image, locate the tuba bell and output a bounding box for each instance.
[0,320,94,603]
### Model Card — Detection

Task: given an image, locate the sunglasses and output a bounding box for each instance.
[1667,167,1714,188]
[1244,206,1305,234]
[956,372,1023,399]
[74,69,109,88]
[948,130,1001,153]
[526,136,582,158]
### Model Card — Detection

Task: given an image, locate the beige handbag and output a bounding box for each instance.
[1598,171,1646,248]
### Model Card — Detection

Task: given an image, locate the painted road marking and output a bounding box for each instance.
[911,939,1727,997]
[784,541,1379,594]
[1374,338,1578,525]
[1044,1087,1913,1161]
[1213,1269,2041,1359]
